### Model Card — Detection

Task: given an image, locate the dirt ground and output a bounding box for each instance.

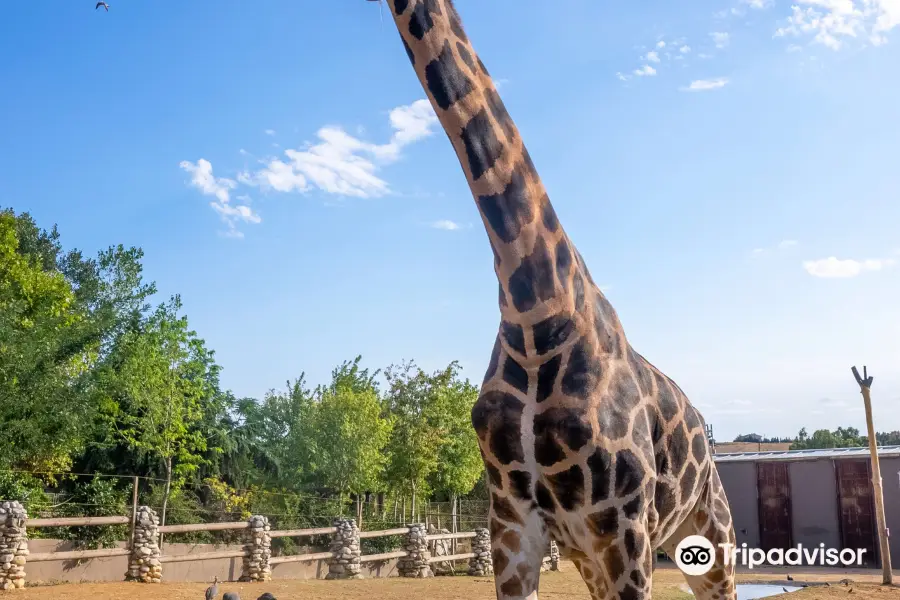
[11,564,900,600]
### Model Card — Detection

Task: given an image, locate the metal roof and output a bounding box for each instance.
[713,445,900,463]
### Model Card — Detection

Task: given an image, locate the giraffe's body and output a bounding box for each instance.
[379,1,737,599]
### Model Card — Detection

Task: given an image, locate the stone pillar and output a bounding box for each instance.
[549,540,560,571]
[0,501,28,590]
[397,523,432,578]
[325,518,361,580]
[467,527,492,576]
[241,515,272,582]
[126,506,161,583]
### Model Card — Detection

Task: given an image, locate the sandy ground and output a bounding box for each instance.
[10,564,900,600]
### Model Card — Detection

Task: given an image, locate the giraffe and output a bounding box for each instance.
[375,1,737,599]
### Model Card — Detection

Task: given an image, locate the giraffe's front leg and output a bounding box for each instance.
[489,493,548,600]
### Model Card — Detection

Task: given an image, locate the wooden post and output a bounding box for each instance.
[129,476,139,551]
[852,365,893,585]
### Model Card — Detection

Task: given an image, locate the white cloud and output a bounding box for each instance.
[680,44,692,53]
[743,0,773,8]
[681,77,729,91]
[645,51,661,63]
[179,159,260,237]
[431,220,461,231]
[634,64,657,76]
[803,256,896,278]
[775,0,900,49]
[264,129,276,136]
[242,99,438,199]
[712,31,731,48]
[657,40,667,48]
[616,72,629,81]
[179,159,237,203]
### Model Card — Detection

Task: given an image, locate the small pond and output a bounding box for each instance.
[683,584,802,599]
[737,584,802,599]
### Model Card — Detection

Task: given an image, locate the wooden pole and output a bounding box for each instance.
[852,365,893,585]
[129,476,139,551]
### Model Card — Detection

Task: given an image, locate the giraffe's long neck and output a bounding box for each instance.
[388,0,586,329]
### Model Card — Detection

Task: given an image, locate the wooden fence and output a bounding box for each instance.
[2,505,555,585]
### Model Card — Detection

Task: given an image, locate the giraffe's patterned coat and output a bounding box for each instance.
[379,1,737,599]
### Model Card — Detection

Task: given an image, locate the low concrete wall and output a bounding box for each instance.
[25,539,401,583]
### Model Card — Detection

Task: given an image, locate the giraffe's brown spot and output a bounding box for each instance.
[669,422,690,473]
[587,507,618,539]
[573,272,585,312]
[624,528,645,562]
[692,431,709,463]
[393,0,409,15]
[491,493,523,525]
[627,347,654,396]
[508,234,555,313]
[523,146,539,181]
[631,569,646,588]
[471,391,525,465]
[492,546,509,575]
[655,373,681,421]
[508,470,532,501]
[540,194,559,233]
[425,40,474,110]
[486,463,503,489]
[498,282,507,307]
[622,494,643,519]
[445,0,467,41]
[500,576,523,597]
[609,369,642,413]
[592,293,622,356]
[536,354,561,403]
[533,314,575,356]
[477,166,533,244]
[582,565,594,579]
[680,463,698,502]
[500,321,526,356]
[461,108,504,181]
[490,518,504,539]
[500,530,521,553]
[408,0,441,39]
[502,355,528,394]
[708,568,725,583]
[654,481,677,521]
[456,41,476,72]
[587,447,612,503]
[714,497,732,527]
[560,339,602,400]
[647,406,664,446]
[483,336,501,383]
[533,407,592,466]
[535,481,555,511]
[545,464,585,511]
[516,562,530,579]
[604,545,626,582]
[555,238,572,283]
[621,583,641,600]
[484,88,515,142]
[684,404,702,431]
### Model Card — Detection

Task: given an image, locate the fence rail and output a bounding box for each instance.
[0,500,561,586]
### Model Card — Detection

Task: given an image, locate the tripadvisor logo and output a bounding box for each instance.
[673,535,868,574]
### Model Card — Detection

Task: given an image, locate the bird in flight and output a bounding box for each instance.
[96,2,109,11]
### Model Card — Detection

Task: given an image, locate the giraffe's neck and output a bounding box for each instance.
[387,0,584,326]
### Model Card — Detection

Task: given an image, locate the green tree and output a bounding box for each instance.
[95,295,215,538]
[426,362,483,532]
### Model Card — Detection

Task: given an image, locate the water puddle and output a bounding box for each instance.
[682,583,802,599]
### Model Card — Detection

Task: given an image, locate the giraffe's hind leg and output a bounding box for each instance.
[660,468,737,600]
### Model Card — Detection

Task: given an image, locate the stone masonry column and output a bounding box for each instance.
[549,540,560,571]
[0,501,28,590]
[241,515,272,582]
[467,527,493,576]
[325,518,361,580]
[126,506,161,583]
[397,523,433,578]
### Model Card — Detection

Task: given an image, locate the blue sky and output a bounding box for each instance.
[2,0,899,441]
